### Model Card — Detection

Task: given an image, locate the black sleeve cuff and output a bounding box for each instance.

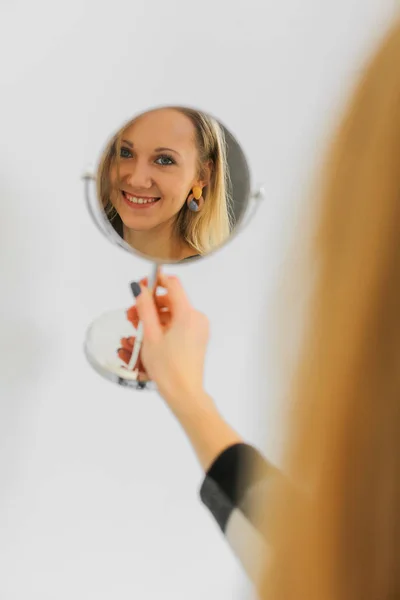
[199,443,271,532]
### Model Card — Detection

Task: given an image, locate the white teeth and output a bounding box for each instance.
[124,193,157,205]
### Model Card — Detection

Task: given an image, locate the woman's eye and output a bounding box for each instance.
[155,155,175,166]
[120,147,132,158]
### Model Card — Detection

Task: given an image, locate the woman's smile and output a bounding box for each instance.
[121,190,161,210]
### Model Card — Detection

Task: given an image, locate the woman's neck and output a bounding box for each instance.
[123,222,196,262]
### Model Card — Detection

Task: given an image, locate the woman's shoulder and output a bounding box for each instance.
[181,254,201,262]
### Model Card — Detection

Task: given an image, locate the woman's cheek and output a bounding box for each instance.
[109,164,118,183]
[110,189,119,205]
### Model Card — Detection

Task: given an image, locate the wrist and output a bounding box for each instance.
[166,389,218,421]
[169,391,243,472]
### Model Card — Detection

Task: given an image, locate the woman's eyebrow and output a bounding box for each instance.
[120,140,181,158]
[155,147,181,157]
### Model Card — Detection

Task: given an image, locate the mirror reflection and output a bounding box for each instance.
[95,106,250,263]
[83,105,259,389]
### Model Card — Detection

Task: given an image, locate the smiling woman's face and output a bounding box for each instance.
[109,108,201,232]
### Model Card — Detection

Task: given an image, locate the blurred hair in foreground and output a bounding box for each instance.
[257,16,400,600]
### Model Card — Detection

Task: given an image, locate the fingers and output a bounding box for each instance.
[117,347,131,364]
[117,342,146,373]
[126,305,136,325]
[127,294,170,322]
[126,306,171,329]
[156,274,192,322]
[120,337,134,351]
[126,274,189,340]
[127,297,171,329]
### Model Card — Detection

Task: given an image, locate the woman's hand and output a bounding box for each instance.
[119,273,212,416]
[117,277,167,379]
[118,273,243,471]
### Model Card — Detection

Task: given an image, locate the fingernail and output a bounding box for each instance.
[130,281,142,298]
[116,348,122,354]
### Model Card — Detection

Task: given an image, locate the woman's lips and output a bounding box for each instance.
[121,191,160,210]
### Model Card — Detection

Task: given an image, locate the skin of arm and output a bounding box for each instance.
[169,390,243,472]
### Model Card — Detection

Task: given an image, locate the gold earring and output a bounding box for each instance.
[192,186,202,200]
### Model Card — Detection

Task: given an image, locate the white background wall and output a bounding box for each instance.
[0,1,397,598]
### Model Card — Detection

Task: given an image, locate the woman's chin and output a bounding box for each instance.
[119,213,159,231]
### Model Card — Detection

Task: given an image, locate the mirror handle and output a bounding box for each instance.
[128,263,160,373]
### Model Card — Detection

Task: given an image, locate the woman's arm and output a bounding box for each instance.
[127,275,278,582]
[169,390,243,472]
[173,390,277,583]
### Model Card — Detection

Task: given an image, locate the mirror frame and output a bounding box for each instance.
[82,103,264,266]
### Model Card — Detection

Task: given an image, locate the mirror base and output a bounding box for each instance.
[84,308,157,392]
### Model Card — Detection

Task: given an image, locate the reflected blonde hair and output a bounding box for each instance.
[96,107,233,255]
[258,18,400,600]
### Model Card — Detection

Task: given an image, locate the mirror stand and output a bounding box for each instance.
[82,105,264,392]
[83,261,160,392]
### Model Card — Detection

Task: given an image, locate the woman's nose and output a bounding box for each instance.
[123,161,153,189]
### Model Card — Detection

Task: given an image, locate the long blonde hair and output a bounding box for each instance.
[258,17,400,600]
[96,106,233,256]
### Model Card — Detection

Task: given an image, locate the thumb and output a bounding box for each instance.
[131,282,162,343]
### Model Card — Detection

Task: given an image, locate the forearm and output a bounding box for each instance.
[171,391,243,472]
[168,390,278,583]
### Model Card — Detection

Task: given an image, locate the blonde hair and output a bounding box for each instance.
[258,17,400,600]
[96,106,233,256]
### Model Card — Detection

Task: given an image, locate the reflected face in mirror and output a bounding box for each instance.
[98,107,234,262]
[111,109,208,258]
